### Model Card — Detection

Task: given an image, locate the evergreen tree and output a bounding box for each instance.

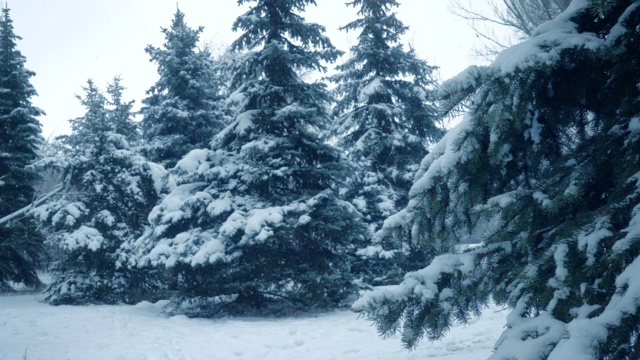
[34,79,166,304]
[354,1,640,358]
[0,6,45,291]
[328,0,442,285]
[125,0,368,316]
[141,8,228,168]
[107,77,139,145]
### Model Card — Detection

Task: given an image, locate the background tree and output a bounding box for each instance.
[328,0,442,285]
[0,6,45,291]
[107,76,139,145]
[141,8,229,168]
[125,0,368,316]
[450,0,571,59]
[35,79,166,304]
[354,0,640,358]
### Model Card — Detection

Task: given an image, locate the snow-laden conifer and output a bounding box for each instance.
[141,9,229,168]
[354,0,640,358]
[125,0,367,316]
[328,0,442,284]
[35,79,167,304]
[0,6,45,291]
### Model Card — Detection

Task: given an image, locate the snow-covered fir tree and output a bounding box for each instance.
[34,79,167,304]
[0,6,45,291]
[328,0,441,285]
[141,8,229,168]
[354,0,640,358]
[124,0,368,316]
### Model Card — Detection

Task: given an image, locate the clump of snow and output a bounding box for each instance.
[65,226,105,251]
[298,214,311,225]
[210,110,258,149]
[150,182,207,226]
[175,149,211,174]
[492,0,603,74]
[629,117,640,133]
[147,161,172,193]
[356,245,396,259]
[358,77,383,103]
[578,217,612,265]
[352,197,367,212]
[532,191,552,208]
[485,192,517,208]
[233,110,257,135]
[206,194,234,217]
[241,207,285,244]
[95,210,116,227]
[491,297,567,360]
[528,116,543,145]
[552,243,569,283]
[190,234,226,266]
[273,104,315,122]
[50,202,87,227]
[376,195,395,216]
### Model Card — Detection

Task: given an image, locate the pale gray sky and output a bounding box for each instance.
[9,0,489,139]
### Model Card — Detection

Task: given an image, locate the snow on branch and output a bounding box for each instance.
[0,185,63,226]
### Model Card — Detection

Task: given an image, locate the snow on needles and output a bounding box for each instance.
[358,77,383,103]
[543,254,640,359]
[354,252,476,308]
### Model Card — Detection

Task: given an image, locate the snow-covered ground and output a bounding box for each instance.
[0,293,506,360]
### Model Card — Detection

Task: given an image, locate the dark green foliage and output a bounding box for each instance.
[328,0,441,285]
[162,191,363,316]
[141,9,229,168]
[0,6,45,291]
[36,79,166,305]
[0,218,45,291]
[354,1,640,358]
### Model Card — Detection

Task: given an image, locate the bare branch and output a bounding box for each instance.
[449,0,571,59]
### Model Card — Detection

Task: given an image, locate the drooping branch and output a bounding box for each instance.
[0,185,63,226]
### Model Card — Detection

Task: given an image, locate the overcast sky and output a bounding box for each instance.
[9,0,491,139]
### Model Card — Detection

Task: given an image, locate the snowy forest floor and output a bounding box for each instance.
[0,292,506,360]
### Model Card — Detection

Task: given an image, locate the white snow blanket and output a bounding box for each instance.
[0,294,505,360]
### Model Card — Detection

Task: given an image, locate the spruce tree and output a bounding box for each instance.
[141,8,228,168]
[125,0,368,316]
[354,1,640,358]
[35,79,166,304]
[328,0,442,285]
[0,6,45,291]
